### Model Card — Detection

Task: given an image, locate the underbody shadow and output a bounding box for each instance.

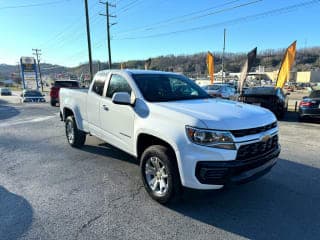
[167,158,320,239]
[0,186,33,240]
[80,142,138,165]
[279,111,299,122]
[0,100,20,120]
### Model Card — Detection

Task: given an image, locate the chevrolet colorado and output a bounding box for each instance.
[60,70,280,203]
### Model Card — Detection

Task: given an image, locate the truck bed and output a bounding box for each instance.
[60,88,89,131]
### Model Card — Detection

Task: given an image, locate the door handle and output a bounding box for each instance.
[102,105,109,111]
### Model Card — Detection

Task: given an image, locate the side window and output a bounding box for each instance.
[106,74,131,98]
[92,74,106,96]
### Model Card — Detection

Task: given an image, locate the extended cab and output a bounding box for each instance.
[60,70,280,203]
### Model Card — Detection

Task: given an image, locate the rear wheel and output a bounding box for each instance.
[140,145,181,204]
[65,116,86,148]
[50,100,56,107]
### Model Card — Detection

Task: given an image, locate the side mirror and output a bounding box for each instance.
[112,92,132,105]
[286,92,290,96]
[302,96,308,99]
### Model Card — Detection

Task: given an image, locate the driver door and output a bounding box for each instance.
[99,74,135,153]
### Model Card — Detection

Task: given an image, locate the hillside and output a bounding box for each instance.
[1,47,319,80]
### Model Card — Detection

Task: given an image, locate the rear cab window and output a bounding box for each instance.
[91,73,107,96]
[54,81,79,88]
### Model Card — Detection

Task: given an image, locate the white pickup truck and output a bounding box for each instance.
[60,70,280,203]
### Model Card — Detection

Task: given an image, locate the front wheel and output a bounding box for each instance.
[140,145,181,204]
[65,116,86,148]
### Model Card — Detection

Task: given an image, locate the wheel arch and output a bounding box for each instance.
[63,107,74,121]
[136,133,177,161]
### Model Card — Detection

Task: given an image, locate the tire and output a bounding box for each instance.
[50,100,56,107]
[140,145,181,204]
[65,116,86,148]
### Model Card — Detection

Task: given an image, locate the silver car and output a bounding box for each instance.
[202,84,236,99]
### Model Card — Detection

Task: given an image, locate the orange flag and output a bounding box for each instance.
[206,51,214,84]
[276,41,296,88]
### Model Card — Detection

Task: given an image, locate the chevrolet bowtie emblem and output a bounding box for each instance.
[261,134,271,142]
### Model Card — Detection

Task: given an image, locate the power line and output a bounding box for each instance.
[116,0,261,37]
[117,0,141,13]
[0,0,69,10]
[117,0,241,35]
[40,1,98,49]
[117,0,144,14]
[115,0,320,40]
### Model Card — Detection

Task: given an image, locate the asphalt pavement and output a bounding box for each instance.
[0,100,319,240]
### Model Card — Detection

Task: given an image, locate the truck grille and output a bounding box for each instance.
[230,122,277,138]
[236,135,278,161]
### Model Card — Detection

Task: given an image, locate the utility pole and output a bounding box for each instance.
[221,28,226,83]
[16,61,21,86]
[84,0,93,81]
[100,1,116,69]
[32,48,43,92]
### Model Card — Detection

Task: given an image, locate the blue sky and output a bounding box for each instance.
[0,0,319,67]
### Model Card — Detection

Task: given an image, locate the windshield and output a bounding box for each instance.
[132,74,209,102]
[24,91,42,97]
[309,90,320,98]
[54,81,79,88]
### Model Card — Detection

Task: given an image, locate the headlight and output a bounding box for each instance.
[186,126,236,150]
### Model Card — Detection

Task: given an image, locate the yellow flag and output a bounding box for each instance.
[276,41,296,88]
[206,52,214,84]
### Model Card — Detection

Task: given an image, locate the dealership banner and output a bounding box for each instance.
[20,56,39,90]
[207,51,214,84]
[276,41,296,88]
[238,47,257,94]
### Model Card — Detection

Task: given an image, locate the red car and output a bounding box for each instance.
[50,80,80,106]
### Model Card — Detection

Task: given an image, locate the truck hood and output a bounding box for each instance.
[156,98,276,130]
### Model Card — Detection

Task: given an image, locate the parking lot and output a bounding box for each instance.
[0,97,319,240]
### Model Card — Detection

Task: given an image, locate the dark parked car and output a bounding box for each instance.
[21,89,46,103]
[242,86,289,118]
[202,84,236,99]
[298,90,320,121]
[50,80,79,106]
[0,87,12,96]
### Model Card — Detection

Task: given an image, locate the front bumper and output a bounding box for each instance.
[23,98,46,103]
[195,147,280,185]
[176,127,279,190]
